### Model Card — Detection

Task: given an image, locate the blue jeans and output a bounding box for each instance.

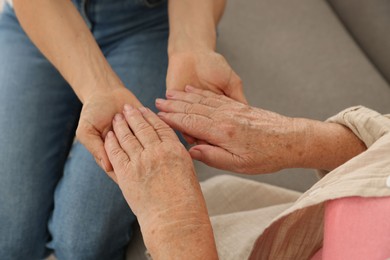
[0,0,168,259]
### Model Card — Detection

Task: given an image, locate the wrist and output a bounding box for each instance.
[294,119,366,171]
[140,208,215,259]
[168,15,217,56]
[168,33,216,57]
[168,0,225,56]
[77,75,124,104]
[71,53,125,103]
[273,117,312,169]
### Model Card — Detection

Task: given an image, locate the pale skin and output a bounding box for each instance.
[156,86,367,173]
[12,0,245,175]
[104,106,218,259]
[104,88,366,259]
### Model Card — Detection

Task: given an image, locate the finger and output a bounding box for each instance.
[104,131,131,180]
[112,113,143,156]
[182,133,196,144]
[165,89,226,108]
[195,139,210,145]
[123,105,161,147]
[138,107,179,142]
[155,98,214,116]
[76,122,113,172]
[158,112,213,141]
[189,145,238,172]
[221,71,248,104]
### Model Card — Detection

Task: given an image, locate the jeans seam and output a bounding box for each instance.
[141,0,166,8]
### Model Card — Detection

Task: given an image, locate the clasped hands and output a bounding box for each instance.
[104,86,298,212]
[104,84,366,215]
[103,85,365,258]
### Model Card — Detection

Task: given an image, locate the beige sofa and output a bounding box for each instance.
[2,0,389,258]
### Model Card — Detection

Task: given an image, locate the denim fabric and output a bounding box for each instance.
[0,0,168,259]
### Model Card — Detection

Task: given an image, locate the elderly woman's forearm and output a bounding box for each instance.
[140,208,218,260]
[13,0,125,103]
[291,118,367,171]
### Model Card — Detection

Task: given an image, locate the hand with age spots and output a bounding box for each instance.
[104,105,217,259]
[156,86,366,174]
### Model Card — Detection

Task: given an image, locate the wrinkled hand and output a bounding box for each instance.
[156,86,306,174]
[167,51,247,104]
[103,105,207,222]
[76,87,142,174]
[104,105,215,258]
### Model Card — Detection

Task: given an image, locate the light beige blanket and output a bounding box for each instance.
[201,106,390,259]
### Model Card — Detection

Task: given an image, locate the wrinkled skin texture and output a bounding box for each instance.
[103,106,208,224]
[80,51,246,173]
[156,86,306,174]
[103,106,216,258]
[76,87,142,173]
[166,51,247,144]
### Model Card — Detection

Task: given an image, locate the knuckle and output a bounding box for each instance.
[161,143,186,158]
[183,103,195,114]
[181,114,196,129]
[134,121,152,133]
[199,96,212,105]
[158,127,175,138]
[117,155,130,168]
[153,121,169,131]
[121,132,136,144]
[110,147,123,157]
[110,148,130,166]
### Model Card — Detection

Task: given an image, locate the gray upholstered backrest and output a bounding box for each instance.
[327,0,390,84]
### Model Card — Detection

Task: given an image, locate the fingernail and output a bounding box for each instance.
[114,113,123,121]
[124,104,134,111]
[166,90,175,98]
[138,107,147,114]
[190,148,202,159]
[155,98,166,105]
[185,85,195,91]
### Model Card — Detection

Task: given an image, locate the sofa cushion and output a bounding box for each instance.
[327,0,390,84]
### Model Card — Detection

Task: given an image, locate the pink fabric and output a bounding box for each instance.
[311,196,390,260]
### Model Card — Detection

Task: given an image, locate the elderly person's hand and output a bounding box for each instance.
[104,105,217,259]
[167,50,247,144]
[76,87,142,174]
[156,86,366,174]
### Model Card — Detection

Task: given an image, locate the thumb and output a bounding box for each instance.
[189,144,238,172]
[76,124,113,173]
[224,71,248,104]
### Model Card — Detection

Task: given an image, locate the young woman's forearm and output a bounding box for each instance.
[168,0,226,54]
[13,0,124,103]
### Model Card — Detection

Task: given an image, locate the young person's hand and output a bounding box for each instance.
[167,51,247,104]
[76,88,142,173]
